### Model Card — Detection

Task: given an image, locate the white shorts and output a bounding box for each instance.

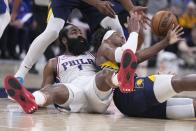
[59,75,113,113]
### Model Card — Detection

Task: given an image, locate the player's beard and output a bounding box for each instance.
[67,36,90,56]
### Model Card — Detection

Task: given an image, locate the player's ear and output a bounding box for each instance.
[61,37,68,45]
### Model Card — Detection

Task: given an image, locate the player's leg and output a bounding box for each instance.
[0,0,10,38]
[32,83,70,107]
[100,15,124,36]
[85,69,116,113]
[15,1,72,80]
[79,2,124,35]
[153,74,196,103]
[166,98,196,119]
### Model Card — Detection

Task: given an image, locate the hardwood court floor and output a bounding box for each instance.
[1,60,196,131]
[0,98,196,131]
[1,98,196,131]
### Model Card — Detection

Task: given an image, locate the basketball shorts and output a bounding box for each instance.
[113,75,167,119]
[49,0,105,31]
[56,75,113,113]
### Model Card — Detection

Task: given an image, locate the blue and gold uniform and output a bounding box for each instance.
[100,61,167,119]
[48,0,125,31]
[48,0,105,31]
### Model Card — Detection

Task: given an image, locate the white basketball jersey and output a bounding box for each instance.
[56,52,96,83]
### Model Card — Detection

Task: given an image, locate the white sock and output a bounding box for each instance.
[100,15,124,36]
[32,91,47,107]
[15,17,65,78]
[111,73,119,87]
[0,2,10,38]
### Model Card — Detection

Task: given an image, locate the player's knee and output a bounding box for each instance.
[53,84,69,104]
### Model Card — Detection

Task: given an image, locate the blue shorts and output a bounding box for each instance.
[50,0,105,31]
[0,0,6,14]
[113,76,167,119]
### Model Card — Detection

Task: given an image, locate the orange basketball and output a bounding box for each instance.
[151,11,178,36]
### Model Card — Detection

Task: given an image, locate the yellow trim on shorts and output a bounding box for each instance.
[148,75,155,82]
[47,2,53,23]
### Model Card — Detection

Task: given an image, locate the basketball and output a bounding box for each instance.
[151,11,178,36]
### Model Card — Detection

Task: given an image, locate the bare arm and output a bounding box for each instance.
[136,25,184,63]
[11,0,22,21]
[136,38,168,63]
[41,58,57,88]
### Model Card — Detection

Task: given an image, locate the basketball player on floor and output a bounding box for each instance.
[14,0,149,85]
[3,13,188,119]
[4,23,132,114]
[0,0,21,38]
[91,13,196,119]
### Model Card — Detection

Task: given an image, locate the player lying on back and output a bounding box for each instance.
[91,12,196,119]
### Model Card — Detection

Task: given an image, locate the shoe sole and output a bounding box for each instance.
[4,75,38,113]
[118,49,138,93]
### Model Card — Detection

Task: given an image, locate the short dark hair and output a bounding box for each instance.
[59,23,73,43]
[91,27,111,52]
[58,23,73,52]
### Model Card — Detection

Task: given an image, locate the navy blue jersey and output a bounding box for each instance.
[113,75,167,119]
[0,0,7,14]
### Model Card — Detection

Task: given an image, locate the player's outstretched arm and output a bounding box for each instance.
[41,58,57,89]
[136,25,184,63]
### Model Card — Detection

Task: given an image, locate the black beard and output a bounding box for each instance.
[67,36,90,56]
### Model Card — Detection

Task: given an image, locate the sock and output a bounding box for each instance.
[100,15,124,36]
[0,7,10,38]
[15,17,65,78]
[111,72,119,87]
[32,91,47,107]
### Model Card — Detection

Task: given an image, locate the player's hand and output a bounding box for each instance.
[95,0,116,18]
[127,12,141,33]
[167,24,184,45]
[130,6,150,29]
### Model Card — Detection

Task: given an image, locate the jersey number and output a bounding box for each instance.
[78,65,83,70]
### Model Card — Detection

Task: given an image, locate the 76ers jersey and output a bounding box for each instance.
[56,52,96,83]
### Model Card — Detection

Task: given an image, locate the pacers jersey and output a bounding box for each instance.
[56,52,96,83]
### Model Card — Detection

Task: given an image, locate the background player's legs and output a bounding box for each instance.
[32,83,71,107]
[15,16,65,79]
[0,0,10,38]
[100,15,124,36]
[166,98,196,119]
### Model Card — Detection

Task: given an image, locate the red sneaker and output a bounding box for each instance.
[4,75,38,114]
[117,49,138,93]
